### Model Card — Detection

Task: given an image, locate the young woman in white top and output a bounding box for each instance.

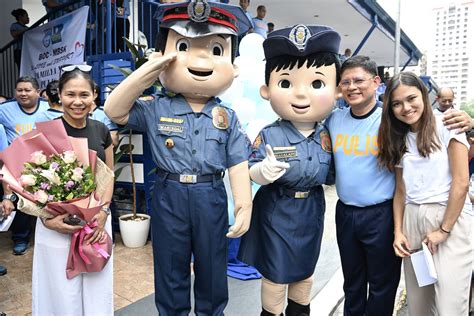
[378,72,472,315]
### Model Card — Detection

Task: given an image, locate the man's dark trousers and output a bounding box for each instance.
[336,199,402,316]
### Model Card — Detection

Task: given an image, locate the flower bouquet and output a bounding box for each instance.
[0,119,115,279]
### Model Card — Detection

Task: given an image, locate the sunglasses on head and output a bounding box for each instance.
[61,64,92,72]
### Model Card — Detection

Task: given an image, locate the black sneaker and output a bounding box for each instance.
[13,242,29,255]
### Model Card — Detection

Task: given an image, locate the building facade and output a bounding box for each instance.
[428,0,474,106]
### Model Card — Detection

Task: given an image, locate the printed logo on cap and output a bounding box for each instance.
[289,24,311,51]
[188,0,211,23]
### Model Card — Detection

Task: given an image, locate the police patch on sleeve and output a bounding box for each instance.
[320,130,332,153]
[253,134,262,150]
[212,106,229,129]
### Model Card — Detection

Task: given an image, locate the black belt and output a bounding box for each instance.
[272,185,322,199]
[156,169,223,184]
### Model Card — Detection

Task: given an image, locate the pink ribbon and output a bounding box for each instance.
[75,221,110,266]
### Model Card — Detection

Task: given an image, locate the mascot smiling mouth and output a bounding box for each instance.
[188,68,213,77]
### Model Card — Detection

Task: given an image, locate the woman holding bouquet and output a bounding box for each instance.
[33,67,114,315]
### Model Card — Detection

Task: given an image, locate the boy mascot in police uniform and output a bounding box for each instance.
[104,1,253,314]
[238,25,341,316]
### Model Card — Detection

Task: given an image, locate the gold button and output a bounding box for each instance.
[165,138,174,149]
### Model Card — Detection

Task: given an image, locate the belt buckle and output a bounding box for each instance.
[179,174,197,184]
[295,191,309,199]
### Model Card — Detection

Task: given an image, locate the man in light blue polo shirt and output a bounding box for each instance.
[325,56,400,315]
[252,5,268,39]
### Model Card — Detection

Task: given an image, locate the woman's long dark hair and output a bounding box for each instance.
[378,72,441,172]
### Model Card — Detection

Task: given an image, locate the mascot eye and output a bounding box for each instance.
[278,80,291,88]
[212,43,224,56]
[176,38,190,52]
[312,80,325,89]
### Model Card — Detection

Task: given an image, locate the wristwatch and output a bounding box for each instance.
[101,206,111,216]
[2,194,17,203]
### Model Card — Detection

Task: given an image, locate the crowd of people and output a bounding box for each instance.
[1,1,473,316]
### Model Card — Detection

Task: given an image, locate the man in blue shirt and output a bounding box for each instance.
[326,55,399,316]
[0,76,49,256]
[252,5,268,38]
[105,1,253,315]
[239,0,255,29]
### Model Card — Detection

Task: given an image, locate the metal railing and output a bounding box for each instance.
[0,0,160,97]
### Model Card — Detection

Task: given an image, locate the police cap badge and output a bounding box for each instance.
[155,0,253,38]
[263,24,341,60]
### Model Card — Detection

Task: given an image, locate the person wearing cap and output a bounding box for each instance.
[104,1,253,314]
[238,24,340,316]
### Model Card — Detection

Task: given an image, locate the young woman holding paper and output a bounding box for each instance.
[378,72,472,315]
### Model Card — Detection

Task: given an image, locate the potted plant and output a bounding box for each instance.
[110,38,154,248]
[117,130,151,248]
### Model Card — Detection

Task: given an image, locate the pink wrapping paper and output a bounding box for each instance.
[0,120,112,279]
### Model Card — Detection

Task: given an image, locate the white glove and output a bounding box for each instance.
[249,144,290,185]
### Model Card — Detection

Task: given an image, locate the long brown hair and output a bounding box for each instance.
[378,72,441,172]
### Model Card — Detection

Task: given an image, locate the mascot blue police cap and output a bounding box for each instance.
[154,0,253,38]
[263,24,341,60]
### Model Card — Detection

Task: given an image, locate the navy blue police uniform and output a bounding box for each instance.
[239,120,334,283]
[238,24,340,285]
[127,2,252,314]
[127,95,251,315]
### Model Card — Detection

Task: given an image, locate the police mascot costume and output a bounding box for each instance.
[104,1,253,314]
[238,25,341,316]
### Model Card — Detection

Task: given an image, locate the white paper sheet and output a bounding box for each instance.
[0,211,16,232]
[411,243,438,287]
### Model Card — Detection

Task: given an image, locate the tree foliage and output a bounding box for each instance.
[460,99,474,118]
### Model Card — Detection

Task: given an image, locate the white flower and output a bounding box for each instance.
[62,151,77,164]
[34,190,49,204]
[40,169,61,185]
[30,151,47,165]
[71,167,84,182]
[19,174,36,187]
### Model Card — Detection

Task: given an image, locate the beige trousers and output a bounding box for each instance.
[403,203,472,316]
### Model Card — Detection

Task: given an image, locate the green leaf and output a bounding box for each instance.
[114,165,128,179]
[124,37,140,62]
[108,64,133,77]
[135,57,148,69]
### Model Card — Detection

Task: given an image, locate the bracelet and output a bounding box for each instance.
[440,225,451,234]
[101,206,111,216]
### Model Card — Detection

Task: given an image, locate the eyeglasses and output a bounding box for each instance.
[61,64,92,72]
[339,77,374,89]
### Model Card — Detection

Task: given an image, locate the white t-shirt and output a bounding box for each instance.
[398,116,470,210]
[432,107,444,116]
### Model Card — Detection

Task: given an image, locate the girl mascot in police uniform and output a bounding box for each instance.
[238,25,341,316]
[104,1,253,315]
